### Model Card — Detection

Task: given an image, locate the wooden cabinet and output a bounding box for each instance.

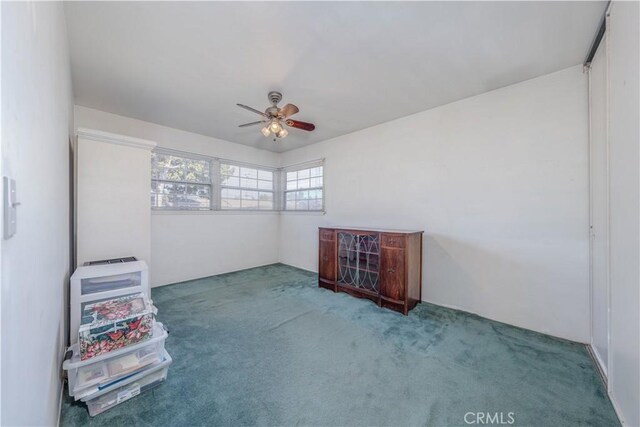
[380,247,405,301]
[318,227,423,315]
[319,240,336,284]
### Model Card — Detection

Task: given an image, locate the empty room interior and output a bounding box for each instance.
[2,1,640,426]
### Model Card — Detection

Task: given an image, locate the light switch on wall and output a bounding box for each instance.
[4,177,19,239]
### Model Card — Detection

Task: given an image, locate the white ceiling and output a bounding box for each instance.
[65,1,606,153]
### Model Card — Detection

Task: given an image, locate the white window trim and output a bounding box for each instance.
[151,148,324,214]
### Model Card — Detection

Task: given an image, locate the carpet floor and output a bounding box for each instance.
[60,264,619,426]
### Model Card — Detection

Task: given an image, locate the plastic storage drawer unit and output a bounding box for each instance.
[84,350,172,417]
[64,322,168,399]
[78,293,156,361]
[70,260,150,345]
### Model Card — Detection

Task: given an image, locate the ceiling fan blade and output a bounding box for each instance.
[238,121,265,128]
[286,119,315,132]
[279,103,299,118]
[237,103,267,117]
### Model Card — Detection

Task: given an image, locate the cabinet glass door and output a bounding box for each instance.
[337,232,380,292]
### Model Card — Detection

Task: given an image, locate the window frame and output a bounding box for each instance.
[151,148,288,212]
[219,161,277,211]
[151,150,214,211]
[282,160,325,212]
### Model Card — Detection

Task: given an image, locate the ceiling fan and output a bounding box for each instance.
[237,91,315,140]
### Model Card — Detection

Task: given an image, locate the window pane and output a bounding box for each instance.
[151,181,210,209]
[259,200,274,210]
[243,199,259,209]
[259,192,273,202]
[283,164,323,211]
[257,180,273,190]
[310,177,323,188]
[297,168,310,179]
[240,177,257,189]
[309,199,323,210]
[221,188,240,199]
[259,192,273,210]
[310,167,323,177]
[242,190,259,200]
[221,164,239,177]
[221,175,240,187]
[221,198,241,209]
[240,168,258,179]
[152,153,210,184]
[258,170,273,181]
[298,178,311,189]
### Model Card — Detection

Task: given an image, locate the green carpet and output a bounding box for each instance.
[60,263,619,426]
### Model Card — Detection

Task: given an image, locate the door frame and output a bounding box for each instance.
[588,26,612,389]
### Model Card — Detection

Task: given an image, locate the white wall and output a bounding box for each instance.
[1,2,73,425]
[606,2,640,425]
[279,66,590,342]
[75,130,155,267]
[74,106,281,286]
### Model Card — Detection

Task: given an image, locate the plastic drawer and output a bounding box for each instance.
[81,272,142,295]
[64,322,168,399]
[85,351,171,417]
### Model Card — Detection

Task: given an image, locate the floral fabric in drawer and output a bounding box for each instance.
[79,293,155,361]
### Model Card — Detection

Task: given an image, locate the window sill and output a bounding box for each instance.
[280,210,326,216]
[151,209,325,216]
[152,209,280,215]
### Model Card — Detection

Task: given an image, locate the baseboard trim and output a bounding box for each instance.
[605,383,627,426]
[56,380,64,427]
[56,359,66,427]
[150,262,282,288]
[586,344,608,384]
[419,297,589,344]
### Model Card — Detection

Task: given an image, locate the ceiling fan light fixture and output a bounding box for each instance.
[276,128,288,138]
[269,119,282,133]
[260,126,271,137]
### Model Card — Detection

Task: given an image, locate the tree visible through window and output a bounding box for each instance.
[151,150,322,212]
[151,152,211,210]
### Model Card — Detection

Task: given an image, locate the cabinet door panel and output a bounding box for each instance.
[320,229,335,241]
[319,240,336,281]
[380,248,405,301]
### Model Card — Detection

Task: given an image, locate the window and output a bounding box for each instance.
[151,149,323,213]
[151,152,212,210]
[284,164,324,211]
[220,163,274,210]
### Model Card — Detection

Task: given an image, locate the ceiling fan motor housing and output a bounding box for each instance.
[266,106,279,117]
[268,91,282,106]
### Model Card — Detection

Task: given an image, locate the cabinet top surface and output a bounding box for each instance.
[319,226,423,234]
